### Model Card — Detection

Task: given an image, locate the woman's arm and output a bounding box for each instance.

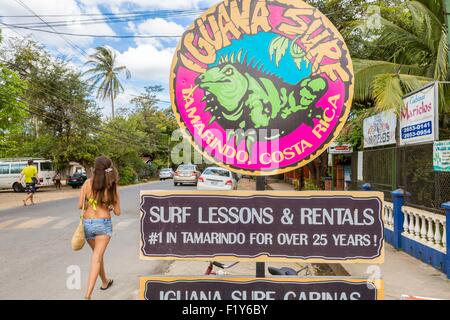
[112,189,121,216]
[78,180,88,210]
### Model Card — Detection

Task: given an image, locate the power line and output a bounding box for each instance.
[0,93,145,149]
[1,22,173,105]
[0,57,171,105]
[0,90,148,149]
[13,0,89,60]
[0,64,152,146]
[3,10,204,28]
[0,8,207,18]
[1,23,182,39]
[0,60,171,146]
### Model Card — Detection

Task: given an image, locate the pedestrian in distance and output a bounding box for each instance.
[19,159,38,206]
[78,156,121,300]
[53,171,62,190]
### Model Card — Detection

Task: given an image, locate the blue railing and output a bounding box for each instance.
[364,186,449,279]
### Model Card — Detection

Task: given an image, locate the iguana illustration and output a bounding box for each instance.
[195,37,327,151]
[196,36,327,153]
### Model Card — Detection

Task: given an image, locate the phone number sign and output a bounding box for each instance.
[400,82,439,146]
[140,191,384,263]
[401,121,433,141]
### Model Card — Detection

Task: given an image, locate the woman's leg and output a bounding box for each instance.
[86,239,108,286]
[24,192,32,204]
[85,235,111,299]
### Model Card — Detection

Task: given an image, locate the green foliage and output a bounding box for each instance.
[351,0,449,113]
[302,179,322,191]
[0,66,28,134]
[0,39,166,185]
[118,166,137,185]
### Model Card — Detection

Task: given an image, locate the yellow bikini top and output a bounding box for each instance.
[87,198,98,211]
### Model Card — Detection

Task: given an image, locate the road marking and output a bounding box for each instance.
[115,219,136,230]
[51,218,77,229]
[0,217,28,230]
[13,216,60,229]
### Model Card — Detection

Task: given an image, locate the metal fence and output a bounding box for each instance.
[360,143,450,214]
[362,147,396,201]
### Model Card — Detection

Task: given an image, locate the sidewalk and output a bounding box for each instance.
[0,186,80,211]
[342,244,450,300]
[0,180,160,211]
[267,180,450,300]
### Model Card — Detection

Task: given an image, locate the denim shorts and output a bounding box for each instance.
[83,219,113,240]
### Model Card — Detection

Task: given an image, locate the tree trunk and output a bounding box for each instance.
[111,89,115,119]
[299,167,304,191]
[306,151,329,189]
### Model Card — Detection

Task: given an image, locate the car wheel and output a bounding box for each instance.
[174,182,178,186]
[72,186,77,189]
[13,182,23,193]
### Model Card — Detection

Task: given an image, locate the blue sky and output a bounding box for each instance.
[0,0,219,117]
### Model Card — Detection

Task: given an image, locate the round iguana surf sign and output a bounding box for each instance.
[170,0,354,175]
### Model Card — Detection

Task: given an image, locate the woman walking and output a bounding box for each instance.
[78,156,121,300]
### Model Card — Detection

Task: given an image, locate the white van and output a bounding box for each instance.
[0,159,56,192]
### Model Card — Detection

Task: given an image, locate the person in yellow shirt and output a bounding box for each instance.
[19,160,39,206]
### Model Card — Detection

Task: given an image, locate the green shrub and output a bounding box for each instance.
[118,166,137,185]
[302,179,321,191]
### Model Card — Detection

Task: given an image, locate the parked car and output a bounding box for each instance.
[174,164,200,186]
[159,168,174,180]
[197,167,238,191]
[67,172,87,189]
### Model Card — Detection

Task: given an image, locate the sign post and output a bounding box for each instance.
[256,176,266,278]
[253,169,270,295]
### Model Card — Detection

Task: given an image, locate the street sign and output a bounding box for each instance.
[433,140,450,172]
[400,82,439,146]
[363,110,397,148]
[140,191,384,263]
[140,277,384,301]
[328,142,353,154]
[170,0,354,175]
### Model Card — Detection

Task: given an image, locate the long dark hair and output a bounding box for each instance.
[91,156,119,206]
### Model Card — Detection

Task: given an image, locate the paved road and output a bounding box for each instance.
[0,180,195,300]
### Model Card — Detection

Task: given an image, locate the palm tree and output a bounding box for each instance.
[353,0,449,114]
[84,46,131,118]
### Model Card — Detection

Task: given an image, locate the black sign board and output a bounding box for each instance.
[139,277,384,300]
[140,191,384,263]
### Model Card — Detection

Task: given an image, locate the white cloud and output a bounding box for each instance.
[129,17,185,48]
[0,0,116,61]
[117,43,175,84]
